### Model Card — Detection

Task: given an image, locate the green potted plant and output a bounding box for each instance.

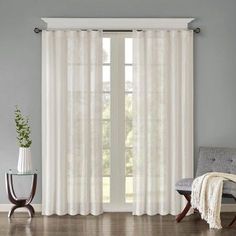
[15,106,32,173]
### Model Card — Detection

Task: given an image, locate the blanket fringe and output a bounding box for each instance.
[191,172,236,229]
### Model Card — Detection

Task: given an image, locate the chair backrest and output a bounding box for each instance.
[196,147,236,177]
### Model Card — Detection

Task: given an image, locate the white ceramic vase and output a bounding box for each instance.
[17,147,32,173]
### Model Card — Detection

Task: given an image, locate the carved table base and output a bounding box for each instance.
[5,173,37,218]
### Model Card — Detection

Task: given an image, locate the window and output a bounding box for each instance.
[102,37,111,203]
[102,34,133,210]
[125,38,133,203]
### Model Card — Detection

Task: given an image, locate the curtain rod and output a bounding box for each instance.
[34,27,201,34]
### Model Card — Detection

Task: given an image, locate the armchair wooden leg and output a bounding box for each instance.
[227,197,236,227]
[176,194,191,223]
[228,216,236,227]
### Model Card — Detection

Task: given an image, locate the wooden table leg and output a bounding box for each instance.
[8,206,21,218]
[5,173,37,218]
[25,205,35,217]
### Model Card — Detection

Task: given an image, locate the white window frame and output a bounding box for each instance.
[103,32,133,212]
[41,17,195,212]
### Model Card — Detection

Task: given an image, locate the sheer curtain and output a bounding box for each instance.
[42,30,103,215]
[133,30,193,215]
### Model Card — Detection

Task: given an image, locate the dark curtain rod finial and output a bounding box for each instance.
[193,27,201,34]
[34,28,42,34]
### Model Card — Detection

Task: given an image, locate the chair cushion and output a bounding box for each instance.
[175,178,236,198]
[175,178,194,192]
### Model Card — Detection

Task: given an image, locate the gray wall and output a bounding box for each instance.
[0,0,236,204]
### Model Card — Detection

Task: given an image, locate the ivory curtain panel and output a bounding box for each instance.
[42,30,103,215]
[133,30,193,215]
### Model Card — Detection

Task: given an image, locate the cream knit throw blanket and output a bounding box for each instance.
[191,172,236,229]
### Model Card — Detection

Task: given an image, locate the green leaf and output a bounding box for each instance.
[14,106,32,148]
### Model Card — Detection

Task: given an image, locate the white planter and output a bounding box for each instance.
[17,147,32,173]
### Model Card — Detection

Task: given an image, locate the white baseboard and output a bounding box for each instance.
[103,204,132,212]
[103,204,236,213]
[0,204,132,213]
[221,204,236,212]
[0,204,235,213]
[0,204,42,212]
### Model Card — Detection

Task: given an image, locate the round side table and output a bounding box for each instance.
[5,170,37,218]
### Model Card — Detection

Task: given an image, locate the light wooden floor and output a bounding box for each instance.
[1,212,236,236]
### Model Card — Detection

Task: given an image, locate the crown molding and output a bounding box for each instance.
[41,18,195,30]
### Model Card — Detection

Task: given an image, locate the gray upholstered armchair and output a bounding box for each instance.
[175,147,236,226]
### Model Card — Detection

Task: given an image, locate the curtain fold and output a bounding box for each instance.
[42,30,103,216]
[132,30,193,215]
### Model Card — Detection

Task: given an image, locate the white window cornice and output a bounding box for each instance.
[41,18,195,30]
